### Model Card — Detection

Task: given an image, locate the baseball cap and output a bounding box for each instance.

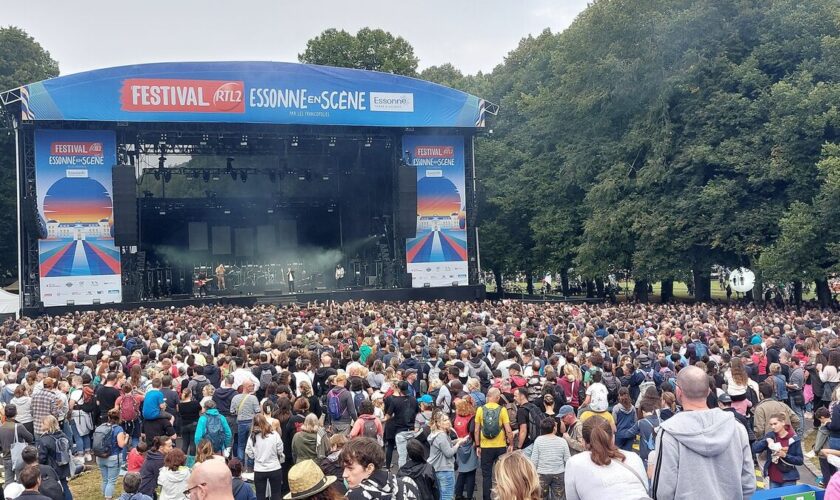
[417,394,433,404]
[718,392,732,404]
[557,405,574,417]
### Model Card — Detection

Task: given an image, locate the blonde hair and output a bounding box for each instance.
[202,384,215,397]
[492,451,541,500]
[300,413,320,433]
[42,415,60,434]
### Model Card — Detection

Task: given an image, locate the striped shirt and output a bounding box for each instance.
[531,434,571,474]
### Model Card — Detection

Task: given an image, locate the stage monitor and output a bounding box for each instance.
[211,225,231,255]
[188,222,208,251]
[112,165,138,246]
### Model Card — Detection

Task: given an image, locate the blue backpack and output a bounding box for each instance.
[327,388,346,421]
[206,414,226,452]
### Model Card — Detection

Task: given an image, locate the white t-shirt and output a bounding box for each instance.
[586,383,609,412]
[565,451,649,500]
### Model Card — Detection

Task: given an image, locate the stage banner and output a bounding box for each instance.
[17,62,488,128]
[403,135,468,288]
[35,129,122,307]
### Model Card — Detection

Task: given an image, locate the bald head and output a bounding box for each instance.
[187,459,233,500]
[676,366,710,402]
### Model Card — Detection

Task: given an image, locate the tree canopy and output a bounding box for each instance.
[298,28,418,76]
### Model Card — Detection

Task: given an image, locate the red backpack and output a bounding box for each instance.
[118,394,138,422]
[453,414,472,439]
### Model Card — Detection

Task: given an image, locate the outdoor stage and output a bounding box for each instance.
[20,283,486,316]
[1,62,497,314]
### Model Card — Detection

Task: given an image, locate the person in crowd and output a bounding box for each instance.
[452,396,479,500]
[427,410,467,500]
[157,448,190,500]
[194,400,232,456]
[19,446,63,500]
[178,387,202,461]
[319,434,348,496]
[127,441,147,474]
[474,387,513,500]
[0,404,34,484]
[11,385,34,436]
[348,400,383,444]
[31,379,63,439]
[35,416,71,500]
[231,380,260,464]
[138,436,173,499]
[492,451,542,500]
[340,437,420,500]
[184,458,236,500]
[227,458,256,500]
[68,376,94,463]
[612,387,637,451]
[754,381,800,437]
[752,413,804,488]
[18,464,53,500]
[383,380,417,469]
[291,414,330,464]
[531,416,571,500]
[813,407,833,487]
[558,405,584,455]
[117,472,153,500]
[94,408,129,500]
[245,413,284,500]
[397,439,438,499]
[649,366,756,499]
[285,459,341,500]
[564,415,648,500]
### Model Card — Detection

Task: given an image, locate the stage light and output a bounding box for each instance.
[163,170,172,183]
[365,137,372,147]
[298,172,306,181]
[385,139,391,149]
[212,172,220,181]
[305,169,312,182]
[322,174,330,181]
[159,134,167,145]
[202,170,210,183]
[224,209,231,214]
[226,157,234,171]
[240,135,248,146]
[240,170,248,182]
[267,208,274,214]
[158,156,166,168]
[329,136,336,147]
[153,170,161,181]
[291,136,299,147]
[230,170,238,181]
[200,134,209,145]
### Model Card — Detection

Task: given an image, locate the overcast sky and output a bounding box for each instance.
[8,0,589,77]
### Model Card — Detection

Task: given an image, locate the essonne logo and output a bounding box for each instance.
[120,79,245,113]
[414,146,454,158]
[51,142,103,156]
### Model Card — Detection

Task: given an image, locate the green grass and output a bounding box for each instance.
[69,468,124,498]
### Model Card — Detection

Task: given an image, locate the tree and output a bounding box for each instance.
[419,64,466,90]
[0,27,59,281]
[298,28,418,76]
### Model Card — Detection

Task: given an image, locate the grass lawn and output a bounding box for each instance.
[68,468,124,498]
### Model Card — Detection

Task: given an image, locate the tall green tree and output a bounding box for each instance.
[298,28,418,76]
[0,27,59,281]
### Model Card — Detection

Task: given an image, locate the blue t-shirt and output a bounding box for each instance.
[109,424,125,456]
[142,390,164,420]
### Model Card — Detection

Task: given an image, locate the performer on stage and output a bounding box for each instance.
[215,263,226,290]
[335,263,345,289]
[195,273,210,297]
[287,267,295,293]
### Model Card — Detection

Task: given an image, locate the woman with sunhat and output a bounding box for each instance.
[283,459,340,500]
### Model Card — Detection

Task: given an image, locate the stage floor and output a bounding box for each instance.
[21,284,486,316]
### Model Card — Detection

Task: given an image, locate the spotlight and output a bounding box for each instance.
[159,134,167,145]
[329,136,336,147]
[322,174,330,181]
[230,169,238,181]
[226,157,234,171]
[385,139,391,149]
[158,156,166,168]
[291,136,299,147]
[240,170,248,182]
[240,135,248,147]
[202,170,210,183]
[200,134,209,145]
[212,172,220,181]
[163,170,172,183]
[153,170,161,181]
[364,136,372,147]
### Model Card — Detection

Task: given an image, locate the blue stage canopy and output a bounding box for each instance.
[7,61,491,128]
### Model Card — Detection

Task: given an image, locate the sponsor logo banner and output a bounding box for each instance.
[120,79,245,113]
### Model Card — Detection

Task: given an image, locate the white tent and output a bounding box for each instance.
[0,289,18,315]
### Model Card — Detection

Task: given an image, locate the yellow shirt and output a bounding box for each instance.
[475,402,510,448]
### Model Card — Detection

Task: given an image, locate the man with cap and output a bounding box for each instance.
[558,405,584,455]
[718,392,754,443]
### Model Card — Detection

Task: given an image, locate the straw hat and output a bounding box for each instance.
[283,460,337,500]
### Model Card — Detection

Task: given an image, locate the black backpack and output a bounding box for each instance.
[191,379,209,402]
[523,403,544,443]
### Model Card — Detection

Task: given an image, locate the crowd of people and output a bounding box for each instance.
[0,299,836,499]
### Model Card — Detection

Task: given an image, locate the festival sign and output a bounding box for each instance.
[17,62,488,128]
[403,135,468,288]
[35,129,122,307]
